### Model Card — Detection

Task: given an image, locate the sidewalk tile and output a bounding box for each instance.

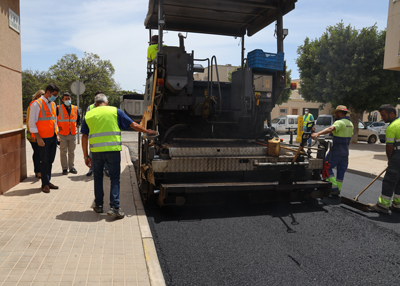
[0,140,155,286]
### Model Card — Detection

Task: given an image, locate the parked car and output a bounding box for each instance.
[315,114,334,133]
[364,121,385,133]
[358,121,379,144]
[378,122,390,143]
[268,115,299,133]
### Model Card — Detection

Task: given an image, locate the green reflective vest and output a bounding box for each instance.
[85,106,122,152]
[89,104,95,111]
[303,113,312,127]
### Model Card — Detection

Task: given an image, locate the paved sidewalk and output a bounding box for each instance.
[0,137,165,286]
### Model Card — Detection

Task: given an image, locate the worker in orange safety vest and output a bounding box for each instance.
[57,92,81,175]
[28,83,61,193]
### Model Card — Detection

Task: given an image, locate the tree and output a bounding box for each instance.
[21,69,50,111]
[48,52,118,113]
[296,22,400,143]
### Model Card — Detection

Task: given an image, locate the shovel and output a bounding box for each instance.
[341,167,387,212]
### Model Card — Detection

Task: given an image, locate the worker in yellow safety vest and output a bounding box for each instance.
[81,93,156,218]
[28,84,61,193]
[57,92,80,175]
[303,108,314,146]
[85,90,109,177]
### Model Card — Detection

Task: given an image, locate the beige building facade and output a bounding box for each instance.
[271,79,332,120]
[193,64,238,82]
[384,0,400,71]
[0,0,27,194]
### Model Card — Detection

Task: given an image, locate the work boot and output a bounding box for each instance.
[62,169,68,175]
[42,185,50,193]
[329,190,340,197]
[91,201,103,213]
[48,183,59,189]
[369,203,389,214]
[389,204,400,213]
[107,207,125,219]
[69,167,78,174]
[86,169,93,176]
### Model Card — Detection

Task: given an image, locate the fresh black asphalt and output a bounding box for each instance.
[144,173,400,286]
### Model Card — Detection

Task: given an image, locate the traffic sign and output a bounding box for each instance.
[70,81,85,95]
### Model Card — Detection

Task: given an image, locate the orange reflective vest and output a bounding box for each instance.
[57,104,77,135]
[36,98,58,138]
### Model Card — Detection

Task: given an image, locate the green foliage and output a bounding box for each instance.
[276,68,292,105]
[22,69,50,110]
[296,22,400,112]
[48,52,119,112]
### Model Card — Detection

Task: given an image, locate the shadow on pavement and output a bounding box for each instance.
[68,174,93,182]
[56,210,112,222]
[56,210,134,222]
[2,187,42,197]
[373,154,387,161]
[349,143,385,151]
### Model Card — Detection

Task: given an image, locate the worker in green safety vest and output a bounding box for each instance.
[311,105,353,197]
[81,93,156,219]
[85,90,109,177]
[303,108,314,146]
[370,104,400,214]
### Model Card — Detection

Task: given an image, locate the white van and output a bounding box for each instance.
[315,114,334,133]
[268,115,299,133]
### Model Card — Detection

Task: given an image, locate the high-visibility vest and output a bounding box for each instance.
[57,104,78,136]
[89,104,95,110]
[27,100,36,141]
[36,98,58,138]
[85,106,122,152]
[303,113,312,127]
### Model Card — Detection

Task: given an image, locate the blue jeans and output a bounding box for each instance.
[38,135,57,187]
[92,151,121,208]
[303,127,312,144]
[89,151,109,172]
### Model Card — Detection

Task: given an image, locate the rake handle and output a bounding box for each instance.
[354,167,387,201]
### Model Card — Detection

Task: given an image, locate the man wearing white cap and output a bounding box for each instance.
[311,105,354,196]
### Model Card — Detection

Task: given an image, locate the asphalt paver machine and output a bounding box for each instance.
[139,0,331,206]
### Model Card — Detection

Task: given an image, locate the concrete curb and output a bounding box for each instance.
[347,168,384,181]
[124,147,166,286]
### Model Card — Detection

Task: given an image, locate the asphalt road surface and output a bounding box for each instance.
[122,131,400,286]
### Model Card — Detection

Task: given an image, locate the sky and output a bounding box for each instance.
[20,0,390,93]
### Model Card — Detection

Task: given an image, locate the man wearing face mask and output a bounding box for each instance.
[303,108,314,147]
[57,92,81,175]
[29,84,61,193]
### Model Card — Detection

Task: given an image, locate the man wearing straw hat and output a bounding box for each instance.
[311,105,354,196]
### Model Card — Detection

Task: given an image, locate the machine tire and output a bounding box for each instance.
[368,135,377,144]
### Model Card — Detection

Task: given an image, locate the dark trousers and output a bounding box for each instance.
[29,141,41,173]
[92,151,121,208]
[39,135,57,187]
[382,152,400,199]
[89,151,109,171]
